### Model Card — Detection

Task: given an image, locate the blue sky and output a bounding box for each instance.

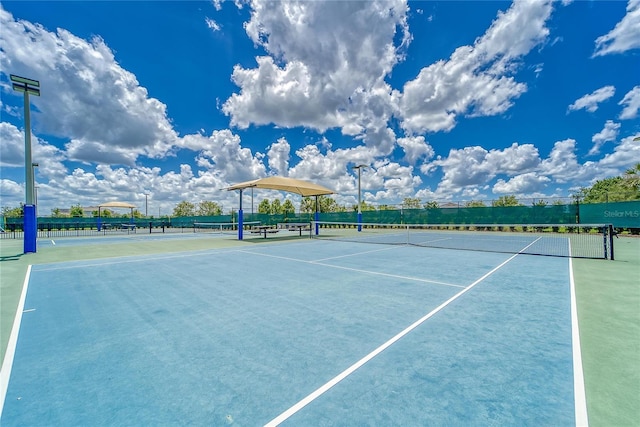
[1,0,639,216]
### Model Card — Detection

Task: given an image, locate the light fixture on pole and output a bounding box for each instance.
[11,74,40,253]
[352,164,367,232]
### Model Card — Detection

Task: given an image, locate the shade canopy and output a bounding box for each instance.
[227,176,334,197]
[98,201,137,209]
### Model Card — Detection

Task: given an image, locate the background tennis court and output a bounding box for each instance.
[2,236,586,425]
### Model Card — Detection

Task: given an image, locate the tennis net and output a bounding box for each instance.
[311,222,614,260]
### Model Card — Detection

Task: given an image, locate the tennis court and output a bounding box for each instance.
[1,233,586,426]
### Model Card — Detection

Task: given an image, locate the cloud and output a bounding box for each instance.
[205,17,221,32]
[619,85,640,119]
[589,120,621,155]
[223,0,409,153]
[430,143,541,194]
[0,122,67,177]
[267,138,290,176]
[397,136,434,165]
[399,0,553,133]
[180,129,267,183]
[0,6,179,165]
[493,172,551,194]
[593,0,640,56]
[567,86,616,113]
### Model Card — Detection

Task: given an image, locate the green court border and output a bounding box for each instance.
[1,235,638,426]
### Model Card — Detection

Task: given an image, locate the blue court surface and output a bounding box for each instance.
[1,239,584,426]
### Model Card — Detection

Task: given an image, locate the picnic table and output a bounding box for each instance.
[251,225,279,238]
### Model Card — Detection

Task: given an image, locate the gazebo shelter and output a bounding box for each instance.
[227,176,334,240]
[96,201,137,231]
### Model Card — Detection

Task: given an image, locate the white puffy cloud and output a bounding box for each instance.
[397,136,434,165]
[619,85,640,119]
[0,7,179,165]
[0,179,23,199]
[267,138,290,176]
[0,122,67,177]
[399,0,553,133]
[589,120,621,155]
[493,173,551,194]
[430,143,541,194]
[223,0,409,153]
[593,0,640,56]
[567,86,616,113]
[180,129,266,183]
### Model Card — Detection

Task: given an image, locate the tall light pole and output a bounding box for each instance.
[32,162,39,215]
[11,74,40,253]
[352,164,367,232]
[144,193,149,217]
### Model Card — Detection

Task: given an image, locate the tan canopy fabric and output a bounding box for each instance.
[227,176,334,197]
[98,201,136,209]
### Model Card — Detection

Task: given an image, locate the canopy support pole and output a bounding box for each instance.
[238,189,244,240]
[314,195,319,235]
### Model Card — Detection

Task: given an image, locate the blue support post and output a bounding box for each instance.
[315,211,319,235]
[23,204,37,253]
[97,217,102,231]
[357,212,362,232]
[238,189,244,240]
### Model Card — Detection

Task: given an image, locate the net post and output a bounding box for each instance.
[608,224,615,261]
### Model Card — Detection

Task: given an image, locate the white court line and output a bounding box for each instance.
[313,245,404,262]
[34,248,244,272]
[569,242,589,426]
[264,248,526,427]
[0,265,32,416]
[238,250,464,289]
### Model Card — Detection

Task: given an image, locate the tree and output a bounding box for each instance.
[2,205,23,218]
[197,201,223,216]
[622,162,640,193]
[402,197,421,210]
[51,208,64,217]
[424,201,439,209]
[465,200,486,208]
[576,165,640,202]
[532,200,548,207]
[492,195,521,207]
[301,196,344,213]
[352,201,376,211]
[91,209,113,217]
[282,199,295,214]
[258,199,271,214]
[70,204,84,217]
[271,199,283,215]
[173,201,195,217]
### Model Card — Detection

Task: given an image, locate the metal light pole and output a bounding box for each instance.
[11,74,40,253]
[144,193,149,217]
[32,162,39,215]
[352,164,367,231]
